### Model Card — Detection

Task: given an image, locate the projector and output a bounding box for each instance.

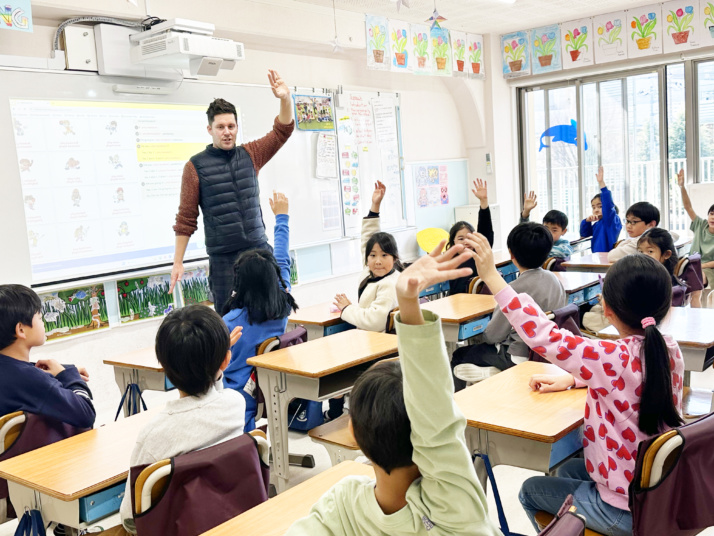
[128,19,244,76]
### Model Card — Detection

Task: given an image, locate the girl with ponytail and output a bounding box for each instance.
[466,233,684,536]
[222,191,298,431]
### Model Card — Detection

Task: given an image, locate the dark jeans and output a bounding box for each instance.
[208,242,272,315]
[451,343,515,391]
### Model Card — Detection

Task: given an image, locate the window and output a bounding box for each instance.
[698,62,714,183]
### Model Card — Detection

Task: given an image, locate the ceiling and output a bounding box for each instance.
[290,0,660,35]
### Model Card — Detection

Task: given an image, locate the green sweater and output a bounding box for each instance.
[286,311,502,536]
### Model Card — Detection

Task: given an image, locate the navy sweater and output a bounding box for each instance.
[0,353,95,429]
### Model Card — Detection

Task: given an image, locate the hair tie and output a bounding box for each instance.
[641,317,656,329]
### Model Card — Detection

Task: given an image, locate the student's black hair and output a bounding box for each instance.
[155,305,229,397]
[626,201,660,226]
[207,98,237,125]
[350,360,413,473]
[637,228,684,287]
[708,203,714,215]
[591,193,620,215]
[601,255,683,436]
[506,222,553,269]
[542,210,568,230]
[0,284,41,350]
[447,221,475,249]
[222,249,298,323]
[358,232,404,296]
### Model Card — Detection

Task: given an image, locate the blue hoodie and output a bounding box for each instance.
[579,187,622,253]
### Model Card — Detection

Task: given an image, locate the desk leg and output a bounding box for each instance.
[260,369,291,493]
[112,368,134,418]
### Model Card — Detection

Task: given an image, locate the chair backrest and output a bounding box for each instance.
[131,433,270,536]
[469,277,492,295]
[0,412,24,455]
[677,253,704,293]
[542,257,567,272]
[671,285,687,307]
[629,410,714,536]
[529,305,582,363]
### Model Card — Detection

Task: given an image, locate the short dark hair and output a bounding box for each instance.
[350,360,413,473]
[626,202,660,226]
[507,222,553,269]
[591,193,620,214]
[0,285,41,350]
[708,204,714,215]
[543,210,568,230]
[155,305,229,396]
[447,221,475,249]
[223,249,299,322]
[207,98,237,125]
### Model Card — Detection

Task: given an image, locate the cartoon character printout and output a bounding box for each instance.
[628,4,663,57]
[561,18,594,69]
[593,12,627,63]
[531,24,562,74]
[661,0,701,53]
[502,31,530,78]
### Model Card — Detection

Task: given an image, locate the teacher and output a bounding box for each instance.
[169,69,295,313]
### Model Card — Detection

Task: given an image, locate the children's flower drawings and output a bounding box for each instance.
[504,38,526,72]
[667,6,694,44]
[453,38,466,71]
[534,32,557,66]
[705,3,714,37]
[469,41,482,73]
[391,27,408,66]
[631,12,658,49]
[369,24,387,62]
[413,31,429,67]
[564,26,589,61]
[433,35,450,70]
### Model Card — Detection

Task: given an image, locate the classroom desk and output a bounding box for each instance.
[419,294,496,355]
[553,272,601,306]
[455,361,586,535]
[247,329,398,493]
[0,409,158,534]
[201,461,375,535]
[287,302,353,340]
[569,236,592,255]
[675,232,693,255]
[103,347,173,417]
[561,252,612,273]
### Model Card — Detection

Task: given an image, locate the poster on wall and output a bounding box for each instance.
[294,95,335,132]
[389,19,411,72]
[662,0,701,53]
[366,15,390,71]
[627,4,663,57]
[467,33,485,78]
[593,12,627,63]
[431,26,452,76]
[180,265,212,306]
[0,0,32,32]
[451,30,468,76]
[39,285,109,341]
[701,1,714,46]
[414,165,449,208]
[531,24,562,74]
[411,23,432,75]
[117,274,175,324]
[316,133,338,179]
[501,31,531,78]
[561,18,594,69]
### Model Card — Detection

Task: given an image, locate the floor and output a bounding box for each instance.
[2,367,714,535]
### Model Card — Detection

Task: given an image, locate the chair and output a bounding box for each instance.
[529,304,582,363]
[535,510,602,535]
[130,431,270,536]
[308,414,362,466]
[542,257,567,272]
[0,412,89,522]
[671,285,687,307]
[387,299,428,333]
[468,277,492,295]
[675,253,704,294]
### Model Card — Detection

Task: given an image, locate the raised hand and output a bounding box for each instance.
[268,70,290,100]
[677,168,685,189]
[395,241,472,301]
[371,180,386,212]
[596,166,606,188]
[269,191,289,215]
[522,191,538,218]
[472,179,489,208]
[229,326,243,348]
[464,232,508,295]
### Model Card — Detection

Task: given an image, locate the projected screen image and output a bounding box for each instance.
[10,99,236,284]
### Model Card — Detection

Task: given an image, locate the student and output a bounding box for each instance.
[637,228,687,298]
[0,284,95,428]
[333,180,402,331]
[580,167,622,253]
[119,306,245,534]
[520,192,573,259]
[607,202,659,262]
[451,223,566,388]
[446,178,494,295]
[467,233,684,536]
[678,169,714,307]
[286,242,501,536]
[222,191,298,432]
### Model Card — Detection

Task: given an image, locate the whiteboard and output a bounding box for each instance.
[0,69,348,285]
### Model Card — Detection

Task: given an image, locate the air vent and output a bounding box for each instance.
[183,37,190,52]
[141,41,167,56]
[235,42,245,60]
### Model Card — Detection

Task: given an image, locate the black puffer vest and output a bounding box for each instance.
[190,144,267,255]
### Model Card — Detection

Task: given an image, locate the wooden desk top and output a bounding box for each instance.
[0,409,158,501]
[598,307,714,349]
[454,361,586,443]
[553,272,601,294]
[493,250,514,267]
[103,346,163,372]
[247,329,398,378]
[202,461,375,535]
[288,302,343,327]
[562,252,611,270]
[420,294,496,324]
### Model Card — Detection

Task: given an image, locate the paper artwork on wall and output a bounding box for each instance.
[39,285,109,341]
[661,0,701,53]
[117,274,174,324]
[410,23,432,74]
[294,95,335,132]
[431,26,452,76]
[593,12,627,63]
[627,4,663,57]
[467,34,485,78]
[366,15,390,70]
[451,30,468,76]
[389,19,411,72]
[501,31,531,78]
[180,266,212,306]
[561,18,594,69]
[701,0,714,46]
[531,24,562,74]
[414,164,449,208]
